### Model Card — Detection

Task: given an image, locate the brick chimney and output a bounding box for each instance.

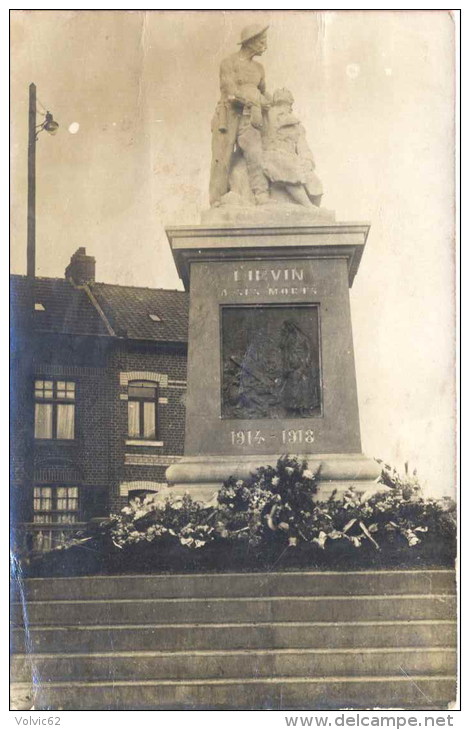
[65,247,96,285]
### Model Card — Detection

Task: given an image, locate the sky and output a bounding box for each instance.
[10,10,456,495]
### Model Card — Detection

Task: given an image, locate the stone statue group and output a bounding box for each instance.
[209,24,324,212]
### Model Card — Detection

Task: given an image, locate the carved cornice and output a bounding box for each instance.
[166,223,370,290]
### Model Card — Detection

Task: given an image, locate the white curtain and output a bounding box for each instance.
[56,486,78,512]
[34,486,52,513]
[57,404,75,439]
[128,401,140,437]
[34,403,53,439]
[143,402,156,438]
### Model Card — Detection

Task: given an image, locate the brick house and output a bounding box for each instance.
[10,248,188,551]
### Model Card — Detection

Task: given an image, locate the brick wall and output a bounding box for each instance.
[12,332,187,522]
[107,343,187,512]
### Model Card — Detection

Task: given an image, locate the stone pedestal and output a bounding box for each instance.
[165,223,380,500]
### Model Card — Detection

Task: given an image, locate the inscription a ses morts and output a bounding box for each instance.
[220,267,317,297]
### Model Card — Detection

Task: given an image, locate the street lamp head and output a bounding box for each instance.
[43,111,59,135]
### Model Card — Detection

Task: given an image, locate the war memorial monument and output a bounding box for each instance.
[11,19,456,712]
[166,23,380,499]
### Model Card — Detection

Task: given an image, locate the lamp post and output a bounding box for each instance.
[21,84,59,545]
[27,82,59,278]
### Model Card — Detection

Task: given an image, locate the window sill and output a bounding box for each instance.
[22,522,86,528]
[125,439,164,447]
[35,439,77,445]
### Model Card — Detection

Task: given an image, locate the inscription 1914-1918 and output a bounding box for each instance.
[230,428,315,446]
[221,304,322,419]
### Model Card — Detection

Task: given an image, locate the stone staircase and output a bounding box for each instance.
[11,569,457,710]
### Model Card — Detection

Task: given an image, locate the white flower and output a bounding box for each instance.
[404,529,421,546]
[285,467,294,475]
[236,480,244,488]
[312,531,328,549]
[302,469,314,480]
[328,530,343,540]
[288,536,298,547]
[271,476,280,487]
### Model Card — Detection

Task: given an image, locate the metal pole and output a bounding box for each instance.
[23,82,37,533]
[27,82,36,279]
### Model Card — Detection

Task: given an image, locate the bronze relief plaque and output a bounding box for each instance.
[221,304,321,419]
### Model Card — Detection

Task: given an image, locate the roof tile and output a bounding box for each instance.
[91,283,188,342]
[10,276,189,343]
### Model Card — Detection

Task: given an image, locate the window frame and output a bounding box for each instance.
[33,484,80,524]
[127,380,158,441]
[34,378,76,441]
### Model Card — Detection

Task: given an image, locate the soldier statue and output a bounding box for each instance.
[209,24,271,207]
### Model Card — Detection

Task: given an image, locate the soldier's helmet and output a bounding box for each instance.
[238,24,269,46]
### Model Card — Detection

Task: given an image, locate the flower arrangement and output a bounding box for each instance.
[216,456,319,547]
[33,456,455,576]
[213,457,456,554]
[108,492,217,550]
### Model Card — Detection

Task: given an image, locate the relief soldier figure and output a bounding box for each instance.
[279,320,320,415]
[222,312,320,419]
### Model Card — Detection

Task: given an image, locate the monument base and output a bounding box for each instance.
[201,201,335,227]
[166,223,377,505]
[166,453,382,503]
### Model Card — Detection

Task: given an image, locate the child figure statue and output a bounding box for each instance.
[262,88,324,208]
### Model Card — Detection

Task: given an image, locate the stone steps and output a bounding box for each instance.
[11,594,456,626]
[12,647,456,683]
[10,676,456,711]
[17,569,456,601]
[10,569,457,710]
[12,619,457,653]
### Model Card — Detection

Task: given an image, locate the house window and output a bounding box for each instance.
[128,381,158,439]
[33,486,79,524]
[34,379,75,440]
